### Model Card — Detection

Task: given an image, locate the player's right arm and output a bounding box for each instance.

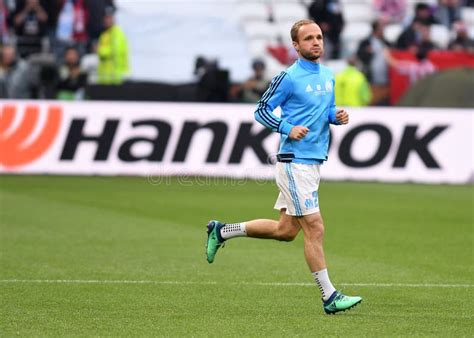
[254,72,306,139]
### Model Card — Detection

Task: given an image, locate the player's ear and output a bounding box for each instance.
[292,41,298,52]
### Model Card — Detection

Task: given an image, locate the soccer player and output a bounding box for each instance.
[206,19,362,315]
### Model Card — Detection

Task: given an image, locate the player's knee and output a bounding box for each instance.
[276,221,298,241]
[278,229,298,242]
[308,221,325,241]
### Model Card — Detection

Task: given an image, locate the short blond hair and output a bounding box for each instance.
[290,19,317,42]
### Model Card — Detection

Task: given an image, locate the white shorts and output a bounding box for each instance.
[273,162,321,216]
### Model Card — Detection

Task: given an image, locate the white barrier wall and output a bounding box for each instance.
[1,101,473,184]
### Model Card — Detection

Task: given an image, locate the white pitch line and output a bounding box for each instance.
[0,279,473,288]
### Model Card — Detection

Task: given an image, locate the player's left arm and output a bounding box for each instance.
[328,78,349,125]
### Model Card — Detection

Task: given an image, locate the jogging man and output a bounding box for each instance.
[206,19,362,315]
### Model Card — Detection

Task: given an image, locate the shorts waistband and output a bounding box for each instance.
[276,153,294,163]
[276,153,323,165]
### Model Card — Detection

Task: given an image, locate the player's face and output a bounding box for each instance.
[293,23,324,62]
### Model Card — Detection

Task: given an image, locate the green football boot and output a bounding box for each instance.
[323,291,362,314]
[206,220,225,263]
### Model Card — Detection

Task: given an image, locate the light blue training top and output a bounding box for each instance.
[254,58,340,164]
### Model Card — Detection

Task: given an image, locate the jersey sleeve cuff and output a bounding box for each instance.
[279,120,295,135]
[328,110,340,125]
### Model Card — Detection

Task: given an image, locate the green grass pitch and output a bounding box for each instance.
[0,175,472,336]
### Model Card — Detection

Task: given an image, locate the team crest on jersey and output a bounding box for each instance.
[325,80,333,92]
[306,81,332,95]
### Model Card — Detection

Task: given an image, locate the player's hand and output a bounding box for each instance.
[336,109,349,125]
[289,126,309,141]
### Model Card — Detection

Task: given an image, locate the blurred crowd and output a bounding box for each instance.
[248,0,474,106]
[0,0,129,99]
[1,0,473,105]
[355,0,473,105]
[309,0,474,59]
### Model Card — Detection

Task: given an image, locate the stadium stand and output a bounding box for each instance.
[341,21,372,57]
[242,20,277,40]
[461,6,474,24]
[237,2,269,22]
[341,2,375,23]
[429,23,451,49]
[1,0,473,105]
[272,2,307,21]
[383,23,404,44]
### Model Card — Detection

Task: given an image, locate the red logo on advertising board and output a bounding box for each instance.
[0,105,62,168]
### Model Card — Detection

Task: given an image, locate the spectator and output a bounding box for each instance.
[396,20,436,52]
[239,58,270,103]
[34,56,59,99]
[0,44,31,98]
[384,47,436,86]
[374,0,407,24]
[84,0,114,47]
[13,0,48,57]
[96,6,128,84]
[434,0,462,29]
[0,0,10,44]
[57,46,87,99]
[41,0,63,38]
[193,55,207,79]
[448,21,474,52]
[54,0,89,59]
[403,3,438,27]
[335,56,372,106]
[195,57,229,102]
[357,20,390,104]
[308,0,344,59]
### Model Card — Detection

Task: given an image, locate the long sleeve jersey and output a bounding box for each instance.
[254,58,340,164]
